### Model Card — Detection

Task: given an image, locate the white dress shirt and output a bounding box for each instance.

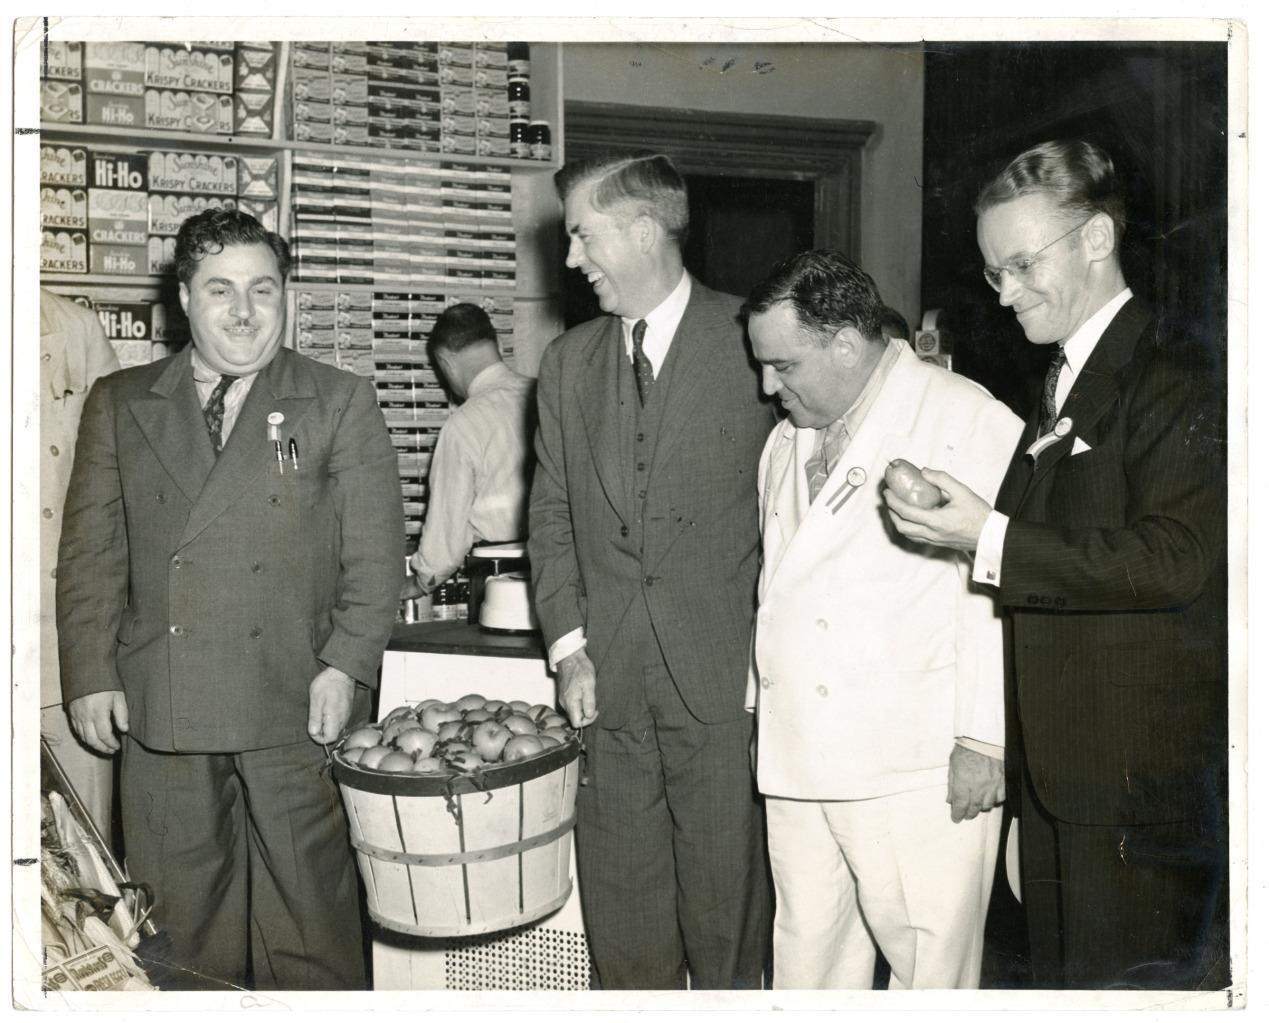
[411,361,535,591]
[972,288,1133,587]
[548,271,693,670]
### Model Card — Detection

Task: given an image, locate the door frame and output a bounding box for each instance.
[564,101,876,259]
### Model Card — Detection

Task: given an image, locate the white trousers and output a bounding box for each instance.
[766,785,1000,989]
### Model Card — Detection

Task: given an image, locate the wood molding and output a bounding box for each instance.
[564,100,875,257]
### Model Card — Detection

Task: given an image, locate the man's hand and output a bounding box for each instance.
[557,648,599,729]
[308,666,356,744]
[67,691,129,754]
[883,469,992,553]
[947,743,1005,822]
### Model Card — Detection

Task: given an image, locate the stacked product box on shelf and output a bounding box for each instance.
[289,40,539,160]
[41,143,277,275]
[41,40,276,135]
[49,286,189,368]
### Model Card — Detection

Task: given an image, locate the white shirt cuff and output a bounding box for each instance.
[956,736,1004,760]
[971,510,1010,587]
[548,629,586,672]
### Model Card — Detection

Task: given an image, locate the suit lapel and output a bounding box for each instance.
[180,349,316,546]
[759,423,799,594]
[128,348,216,504]
[1013,298,1149,510]
[575,317,630,526]
[648,283,726,481]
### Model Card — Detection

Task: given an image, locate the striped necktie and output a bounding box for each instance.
[631,319,655,406]
[202,374,239,456]
[806,420,848,503]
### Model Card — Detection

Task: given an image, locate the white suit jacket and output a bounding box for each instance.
[748,341,1024,800]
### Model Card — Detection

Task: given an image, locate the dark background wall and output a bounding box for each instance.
[920,41,1228,417]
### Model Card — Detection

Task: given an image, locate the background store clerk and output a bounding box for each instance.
[409,303,536,592]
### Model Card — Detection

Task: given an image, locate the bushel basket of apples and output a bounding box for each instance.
[330,695,582,937]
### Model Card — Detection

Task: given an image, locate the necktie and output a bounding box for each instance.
[1039,347,1067,436]
[202,374,239,456]
[631,319,655,406]
[806,419,849,503]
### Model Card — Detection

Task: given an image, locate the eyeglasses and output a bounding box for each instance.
[981,217,1091,292]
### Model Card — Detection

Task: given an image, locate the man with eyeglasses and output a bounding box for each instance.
[883,140,1227,990]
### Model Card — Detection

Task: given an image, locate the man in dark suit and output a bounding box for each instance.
[883,140,1226,989]
[57,209,405,990]
[528,153,773,989]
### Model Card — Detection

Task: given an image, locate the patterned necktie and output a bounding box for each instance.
[631,319,655,406]
[202,374,239,456]
[806,420,849,502]
[1038,347,1067,436]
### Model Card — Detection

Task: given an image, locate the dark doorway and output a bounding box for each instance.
[561,174,816,328]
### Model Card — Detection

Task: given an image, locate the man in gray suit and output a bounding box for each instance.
[529,153,773,989]
[57,209,405,990]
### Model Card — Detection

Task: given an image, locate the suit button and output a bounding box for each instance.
[156,492,167,504]
[50,568,57,580]
[643,575,655,587]
[49,445,60,457]
[816,618,828,631]
[42,508,54,519]
[171,555,182,567]
[268,495,281,506]
[636,433,645,442]
[637,490,646,500]
[170,625,184,636]
[816,684,829,697]
[636,462,646,471]
[619,526,629,538]
[251,562,262,573]
[42,352,52,363]
[760,676,772,689]
[249,627,262,639]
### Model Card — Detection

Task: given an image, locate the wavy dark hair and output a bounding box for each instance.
[175,208,291,284]
[742,249,887,347]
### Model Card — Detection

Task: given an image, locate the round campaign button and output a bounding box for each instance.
[1054,416,1073,438]
[846,466,867,488]
[267,411,285,426]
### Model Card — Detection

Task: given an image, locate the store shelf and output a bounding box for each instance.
[40,124,559,172]
[40,273,172,288]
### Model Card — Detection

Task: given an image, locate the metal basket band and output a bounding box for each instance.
[351,814,575,866]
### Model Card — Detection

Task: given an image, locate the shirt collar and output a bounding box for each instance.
[467,360,511,397]
[621,270,692,359]
[190,345,260,387]
[1060,287,1133,378]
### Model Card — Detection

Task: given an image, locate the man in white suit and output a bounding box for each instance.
[743,250,1023,989]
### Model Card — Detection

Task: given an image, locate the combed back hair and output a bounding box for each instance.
[428,302,498,359]
[878,305,911,342]
[742,249,887,347]
[974,139,1128,245]
[175,208,291,285]
[554,152,690,245]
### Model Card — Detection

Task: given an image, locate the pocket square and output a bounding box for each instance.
[1072,437,1092,455]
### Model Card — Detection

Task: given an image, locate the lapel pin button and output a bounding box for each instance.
[1054,417,1073,438]
[267,411,285,426]
[846,466,867,487]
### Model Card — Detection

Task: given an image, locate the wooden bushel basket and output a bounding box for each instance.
[332,742,580,937]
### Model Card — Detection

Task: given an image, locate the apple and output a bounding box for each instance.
[377,751,416,773]
[502,714,538,736]
[412,756,446,774]
[340,747,366,765]
[884,458,944,509]
[420,705,463,733]
[343,726,382,750]
[436,739,472,757]
[380,719,419,746]
[413,698,443,714]
[358,745,392,770]
[502,734,545,761]
[438,720,469,742]
[508,700,531,714]
[541,726,570,744]
[483,700,508,715]
[454,693,487,712]
[381,704,416,723]
[396,729,439,758]
[527,703,554,723]
[463,708,494,724]
[537,734,562,749]
[540,713,568,730]
[471,721,513,762]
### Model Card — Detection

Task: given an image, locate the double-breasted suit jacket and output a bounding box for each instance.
[749,340,1023,800]
[529,279,774,725]
[994,297,1227,827]
[57,346,405,753]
